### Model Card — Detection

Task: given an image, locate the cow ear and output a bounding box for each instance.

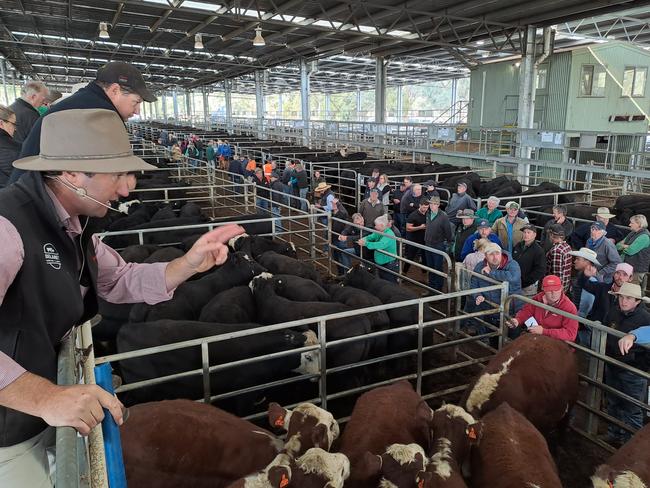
[416,400,434,423]
[466,422,483,444]
[356,451,382,480]
[311,423,329,449]
[417,470,433,488]
[268,402,289,430]
[268,465,291,488]
[414,451,426,469]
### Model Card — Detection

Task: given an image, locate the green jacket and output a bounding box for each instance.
[206,145,216,161]
[365,228,397,265]
[476,207,503,225]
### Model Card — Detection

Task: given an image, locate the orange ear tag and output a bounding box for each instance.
[274,417,285,427]
[418,480,424,488]
[279,473,289,488]
[468,427,477,440]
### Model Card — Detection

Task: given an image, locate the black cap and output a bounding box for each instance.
[96,62,157,102]
[521,223,536,232]
[549,223,566,237]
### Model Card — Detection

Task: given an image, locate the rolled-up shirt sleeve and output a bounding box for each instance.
[93,236,175,305]
[0,351,26,390]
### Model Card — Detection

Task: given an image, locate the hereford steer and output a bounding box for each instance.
[417,404,475,488]
[338,381,430,487]
[591,422,650,488]
[121,399,282,488]
[268,402,340,456]
[355,443,429,488]
[226,448,350,488]
[460,334,578,436]
[466,403,562,488]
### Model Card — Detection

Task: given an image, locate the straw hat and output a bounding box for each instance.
[593,207,616,219]
[13,109,156,173]
[569,247,601,266]
[314,182,331,193]
[609,282,650,302]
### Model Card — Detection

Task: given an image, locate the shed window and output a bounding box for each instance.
[579,65,606,97]
[622,67,647,97]
[536,66,548,90]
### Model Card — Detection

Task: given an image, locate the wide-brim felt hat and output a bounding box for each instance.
[314,182,331,192]
[609,282,650,302]
[13,109,156,173]
[593,207,616,219]
[569,247,601,266]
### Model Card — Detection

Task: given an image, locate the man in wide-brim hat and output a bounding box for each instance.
[0,108,244,487]
[601,281,650,447]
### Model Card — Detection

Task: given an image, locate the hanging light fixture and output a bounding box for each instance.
[99,22,110,39]
[194,33,204,50]
[253,27,265,47]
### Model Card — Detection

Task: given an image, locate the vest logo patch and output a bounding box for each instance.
[43,243,61,270]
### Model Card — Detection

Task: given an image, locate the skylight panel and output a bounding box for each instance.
[182,1,221,11]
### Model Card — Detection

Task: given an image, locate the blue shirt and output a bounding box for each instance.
[505,220,514,254]
[630,326,650,344]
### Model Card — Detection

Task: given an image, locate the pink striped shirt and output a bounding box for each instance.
[0,186,174,389]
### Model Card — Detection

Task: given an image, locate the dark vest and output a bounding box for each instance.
[622,229,650,273]
[0,172,98,446]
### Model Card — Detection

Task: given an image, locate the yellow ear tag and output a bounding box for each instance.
[279,473,289,488]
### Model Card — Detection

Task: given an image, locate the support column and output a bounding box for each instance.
[516,25,537,183]
[396,85,403,123]
[450,78,458,124]
[141,102,146,121]
[224,81,233,132]
[0,60,7,106]
[278,93,283,118]
[185,91,192,123]
[172,90,179,121]
[325,93,331,120]
[356,88,361,120]
[300,58,311,146]
[202,88,209,129]
[162,94,168,120]
[374,56,387,124]
[153,99,159,120]
[255,70,265,138]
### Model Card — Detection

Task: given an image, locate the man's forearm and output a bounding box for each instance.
[0,371,55,419]
[164,256,197,291]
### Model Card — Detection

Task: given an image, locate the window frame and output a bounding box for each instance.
[578,64,607,98]
[621,66,648,98]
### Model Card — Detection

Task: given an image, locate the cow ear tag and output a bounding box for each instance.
[274,416,285,427]
[279,473,289,488]
[418,480,424,488]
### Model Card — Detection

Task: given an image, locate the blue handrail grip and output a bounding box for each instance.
[94,362,128,488]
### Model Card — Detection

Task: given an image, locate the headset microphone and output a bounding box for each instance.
[47,176,126,214]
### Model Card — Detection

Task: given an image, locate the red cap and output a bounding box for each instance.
[542,275,562,292]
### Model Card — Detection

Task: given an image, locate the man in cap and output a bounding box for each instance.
[464,242,523,334]
[492,201,526,254]
[0,109,243,486]
[602,282,650,446]
[569,247,602,327]
[400,183,422,220]
[359,187,386,227]
[570,207,625,249]
[460,218,502,262]
[446,180,476,227]
[540,205,574,252]
[451,209,478,262]
[546,224,573,292]
[512,223,546,297]
[12,62,156,183]
[506,275,579,341]
[576,260,634,325]
[423,180,439,200]
[403,197,429,273]
[424,195,452,291]
[587,220,621,283]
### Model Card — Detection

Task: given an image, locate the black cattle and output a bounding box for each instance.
[479,176,522,199]
[103,215,208,248]
[518,182,574,210]
[199,286,256,323]
[327,284,390,333]
[213,214,273,236]
[268,274,331,302]
[144,247,185,263]
[258,251,322,285]
[614,194,650,223]
[129,252,266,322]
[439,172,481,198]
[250,274,372,368]
[150,205,177,221]
[228,234,297,260]
[119,244,159,263]
[116,319,316,411]
[179,202,203,218]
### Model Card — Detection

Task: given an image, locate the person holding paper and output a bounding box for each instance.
[507,275,579,342]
